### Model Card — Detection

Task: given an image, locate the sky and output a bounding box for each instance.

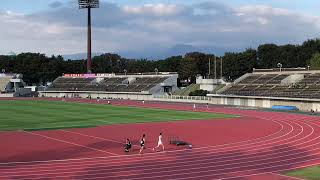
[0,0,320,58]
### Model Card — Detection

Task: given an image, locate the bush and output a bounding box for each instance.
[189,90,208,96]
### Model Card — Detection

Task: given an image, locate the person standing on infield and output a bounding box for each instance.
[153,132,165,151]
[139,134,146,154]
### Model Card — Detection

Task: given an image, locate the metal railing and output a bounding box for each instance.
[153,95,212,101]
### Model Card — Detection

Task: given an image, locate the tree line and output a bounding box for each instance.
[0,39,320,86]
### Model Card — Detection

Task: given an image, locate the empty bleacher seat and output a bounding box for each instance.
[220,72,317,99]
[46,76,169,93]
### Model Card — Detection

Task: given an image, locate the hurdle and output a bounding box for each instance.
[168,135,192,149]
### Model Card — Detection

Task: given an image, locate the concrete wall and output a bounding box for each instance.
[200,84,218,92]
[0,93,14,97]
[40,91,153,100]
[149,75,178,95]
[196,77,226,92]
[312,103,320,112]
[281,74,304,85]
[153,94,320,112]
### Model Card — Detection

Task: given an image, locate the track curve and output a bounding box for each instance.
[1,101,320,179]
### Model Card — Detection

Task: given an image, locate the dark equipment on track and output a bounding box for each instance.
[169,136,192,149]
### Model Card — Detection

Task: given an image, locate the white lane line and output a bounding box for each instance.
[61,119,280,152]
[268,172,305,180]
[116,121,320,180]
[127,154,320,180]
[1,119,313,177]
[60,129,144,149]
[22,131,118,156]
[15,153,320,180]
[220,170,308,180]
[0,119,289,174]
[4,135,320,178]
[0,119,284,166]
[0,114,312,176]
[1,100,318,178]
[0,119,292,176]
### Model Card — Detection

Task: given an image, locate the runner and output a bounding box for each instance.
[139,134,146,154]
[153,132,164,151]
[124,138,132,152]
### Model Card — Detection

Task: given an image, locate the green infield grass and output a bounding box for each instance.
[0,100,238,131]
[285,166,320,180]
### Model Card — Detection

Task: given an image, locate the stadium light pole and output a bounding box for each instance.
[79,0,99,74]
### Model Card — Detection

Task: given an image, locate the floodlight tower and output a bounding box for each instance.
[78,0,99,73]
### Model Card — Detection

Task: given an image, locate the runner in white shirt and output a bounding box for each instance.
[153,133,164,151]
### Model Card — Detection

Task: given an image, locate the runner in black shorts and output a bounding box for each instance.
[124,138,132,152]
[139,134,146,154]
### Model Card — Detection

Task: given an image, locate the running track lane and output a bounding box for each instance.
[0,99,320,179]
[1,110,320,178]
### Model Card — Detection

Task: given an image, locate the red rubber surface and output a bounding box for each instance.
[0,98,319,179]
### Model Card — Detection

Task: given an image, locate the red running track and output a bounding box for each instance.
[0,98,319,179]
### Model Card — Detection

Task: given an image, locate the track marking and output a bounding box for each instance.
[0,119,292,176]
[0,100,320,179]
[67,144,320,179]
[268,172,305,180]
[0,119,314,177]
[14,155,320,180]
[133,156,320,180]
[60,129,147,149]
[219,171,306,180]
[22,131,118,156]
[4,140,320,178]
[0,118,284,166]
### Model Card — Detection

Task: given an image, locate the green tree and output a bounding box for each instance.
[257,44,280,68]
[223,49,257,81]
[180,55,198,83]
[309,52,320,69]
[301,39,320,65]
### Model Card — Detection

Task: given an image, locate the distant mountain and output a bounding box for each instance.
[161,44,201,58]
[62,44,238,60]
[119,44,203,60]
[120,44,231,60]
[62,52,103,60]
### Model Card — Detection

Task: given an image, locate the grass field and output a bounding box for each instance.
[285,166,320,180]
[0,100,237,131]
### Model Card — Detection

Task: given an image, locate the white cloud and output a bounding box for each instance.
[0,1,319,57]
[122,3,181,16]
[237,5,293,16]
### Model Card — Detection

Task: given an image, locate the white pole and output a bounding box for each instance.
[208,58,211,77]
[220,57,223,79]
[214,56,217,80]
